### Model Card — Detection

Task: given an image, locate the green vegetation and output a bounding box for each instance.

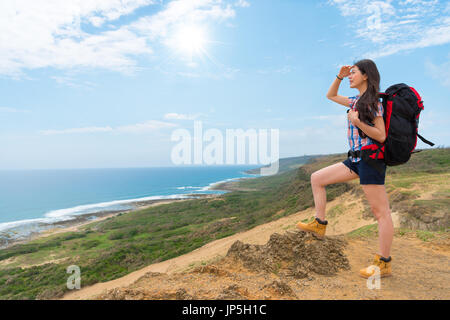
[244,155,317,174]
[301,216,314,223]
[347,224,378,238]
[386,147,450,176]
[327,204,345,219]
[0,263,68,300]
[415,230,435,242]
[0,154,351,299]
[385,149,450,191]
[348,225,449,242]
[413,199,450,211]
[0,147,448,299]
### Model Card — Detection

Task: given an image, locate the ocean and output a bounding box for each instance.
[0,165,259,242]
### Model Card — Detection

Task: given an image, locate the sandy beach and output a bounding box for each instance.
[28,176,249,247]
[1,193,221,249]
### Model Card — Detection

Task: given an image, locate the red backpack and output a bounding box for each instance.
[361,83,434,173]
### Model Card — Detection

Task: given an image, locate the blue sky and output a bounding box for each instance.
[0,0,449,169]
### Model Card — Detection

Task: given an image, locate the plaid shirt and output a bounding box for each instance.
[347,96,384,162]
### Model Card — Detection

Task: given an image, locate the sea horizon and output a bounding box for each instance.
[0,165,261,242]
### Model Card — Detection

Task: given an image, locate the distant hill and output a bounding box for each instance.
[244,154,321,174]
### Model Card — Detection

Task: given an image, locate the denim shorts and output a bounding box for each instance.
[342,158,386,185]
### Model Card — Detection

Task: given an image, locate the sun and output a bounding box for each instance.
[167,24,208,58]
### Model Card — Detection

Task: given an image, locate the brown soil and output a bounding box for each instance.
[60,187,449,300]
[225,231,350,278]
[93,232,449,300]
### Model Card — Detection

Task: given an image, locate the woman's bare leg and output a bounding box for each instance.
[361,184,393,258]
[311,162,359,220]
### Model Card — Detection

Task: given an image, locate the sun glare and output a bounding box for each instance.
[169,24,208,57]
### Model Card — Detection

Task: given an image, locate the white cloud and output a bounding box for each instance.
[328,0,450,58]
[0,0,156,76]
[0,0,244,77]
[159,66,240,79]
[129,0,235,45]
[303,114,347,127]
[235,0,250,8]
[425,56,450,88]
[164,113,201,120]
[51,75,97,89]
[417,110,450,133]
[117,120,178,133]
[257,65,294,75]
[275,66,293,74]
[280,125,347,156]
[0,107,30,113]
[40,126,113,135]
[40,120,178,135]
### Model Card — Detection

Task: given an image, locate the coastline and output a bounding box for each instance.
[207,175,259,192]
[0,193,219,249]
[0,168,261,250]
[209,180,252,192]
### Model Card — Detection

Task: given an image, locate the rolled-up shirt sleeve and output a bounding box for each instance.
[373,101,384,117]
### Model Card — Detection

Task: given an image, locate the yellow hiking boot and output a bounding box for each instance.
[359,254,392,278]
[296,217,327,238]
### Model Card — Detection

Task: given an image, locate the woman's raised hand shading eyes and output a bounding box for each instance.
[338,65,353,78]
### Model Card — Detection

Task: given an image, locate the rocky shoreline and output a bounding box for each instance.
[0,171,261,250]
[0,193,219,249]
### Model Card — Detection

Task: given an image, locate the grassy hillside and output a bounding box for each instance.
[384,148,450,230]
[0,148,448,299]
[0,156,348,299]
[244,155,319,174]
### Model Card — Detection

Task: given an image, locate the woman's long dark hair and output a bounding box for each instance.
[354,59,380,138]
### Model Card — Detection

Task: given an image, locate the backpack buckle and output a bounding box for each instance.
[347,150,361,158]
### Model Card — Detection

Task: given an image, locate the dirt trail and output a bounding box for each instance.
[94,233,450,300]
[62,206,317,300]
[61,189,449,300]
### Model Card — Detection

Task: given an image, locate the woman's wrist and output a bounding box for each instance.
[336,75,344,80]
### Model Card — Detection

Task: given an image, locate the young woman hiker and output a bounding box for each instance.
[296,59,393,278]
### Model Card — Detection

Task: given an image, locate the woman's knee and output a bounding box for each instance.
[311,170,325,188]
[371,206,391,221]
